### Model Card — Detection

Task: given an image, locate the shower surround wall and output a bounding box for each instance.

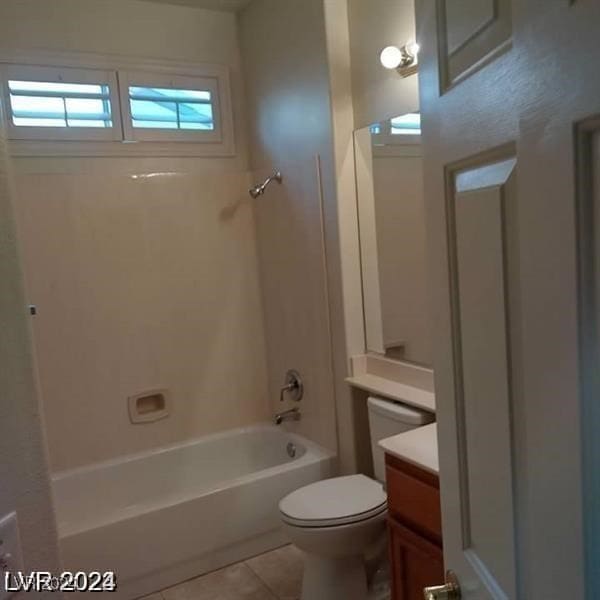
[0,0,270,471]
[239,0,341,459]
[0,119,61,587]
[15,170,269,471]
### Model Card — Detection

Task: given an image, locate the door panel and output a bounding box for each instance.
[450,156,517,598]
[417,0,597,597]
[437,0,512,89]
[576,120,600,599]
[445,1,496,54]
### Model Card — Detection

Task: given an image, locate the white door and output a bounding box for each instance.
[417,1,599,598]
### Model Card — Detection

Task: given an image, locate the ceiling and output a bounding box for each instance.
[141,0,252,11]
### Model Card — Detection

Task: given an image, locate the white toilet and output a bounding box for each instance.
[279,396,434,600]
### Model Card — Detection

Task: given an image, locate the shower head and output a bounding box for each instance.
[249,171,283,199]
[249,186,263,199]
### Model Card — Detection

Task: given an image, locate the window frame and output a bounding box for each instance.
[0,50,236,157]
[119,70,222,143]
[370,115,422,150]
[1,64,122,143]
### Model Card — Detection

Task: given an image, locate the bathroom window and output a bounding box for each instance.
[119,71,223,144]
[1,56,235,157]
[370,114,421,148]
[390,113,421,136]
[9,81,112,128]
[129,87,213,131]
[2,65,122,142]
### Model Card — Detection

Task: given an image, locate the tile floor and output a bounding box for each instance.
[140,544,391,600]
[140,545,304,600]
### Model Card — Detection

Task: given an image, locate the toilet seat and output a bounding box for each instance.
[279,475,387,528]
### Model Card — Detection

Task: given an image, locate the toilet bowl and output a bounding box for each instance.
[280,475,387,600]
[279,396,434,600]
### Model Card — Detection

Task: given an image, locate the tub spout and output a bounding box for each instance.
[274,407,301,425]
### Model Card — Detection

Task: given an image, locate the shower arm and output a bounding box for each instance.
[249,171,283,199]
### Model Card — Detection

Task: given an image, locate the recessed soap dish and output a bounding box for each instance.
[128,389,170,424]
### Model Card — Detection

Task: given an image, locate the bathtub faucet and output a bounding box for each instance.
[280,370,304,403]
[274,407,301,425]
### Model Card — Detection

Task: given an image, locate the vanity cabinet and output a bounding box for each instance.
[385,453,443,600]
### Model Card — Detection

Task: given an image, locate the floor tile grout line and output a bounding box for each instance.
[142,545,303,600]
[244,559,282,600]
[244,546,299,600]
[241,561,280,600]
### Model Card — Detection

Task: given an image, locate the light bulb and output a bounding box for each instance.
[406,42,420,57]
[379,46,403,70]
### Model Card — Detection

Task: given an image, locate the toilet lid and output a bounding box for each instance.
[279,475,387,528]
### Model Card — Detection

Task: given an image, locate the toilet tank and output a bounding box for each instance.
[367,396,434,483]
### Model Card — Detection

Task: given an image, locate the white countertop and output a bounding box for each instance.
[378,423,439,475]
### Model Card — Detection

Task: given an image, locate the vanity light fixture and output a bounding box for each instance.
[379,42,420,77]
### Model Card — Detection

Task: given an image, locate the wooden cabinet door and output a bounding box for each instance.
[386,455,442,545]
[389,518,444,600]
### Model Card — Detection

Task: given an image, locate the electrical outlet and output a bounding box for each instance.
[0,513,24,600]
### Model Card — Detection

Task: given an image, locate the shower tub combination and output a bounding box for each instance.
[52,424,334,599]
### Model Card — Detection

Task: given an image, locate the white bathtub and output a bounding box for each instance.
[51,424,335,599]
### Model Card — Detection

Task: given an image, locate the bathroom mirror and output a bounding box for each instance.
[354,111,432,366]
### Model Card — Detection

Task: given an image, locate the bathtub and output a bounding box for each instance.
[51,424,335,599]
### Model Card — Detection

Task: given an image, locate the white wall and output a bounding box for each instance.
[0,0,270,471]
[348,0,420,128]
[15,170,269,471]
[238,0,339,455]
[0,0,249,172]
[239,0,374,474]
[323,0,373,474]
[0,128,61,581]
